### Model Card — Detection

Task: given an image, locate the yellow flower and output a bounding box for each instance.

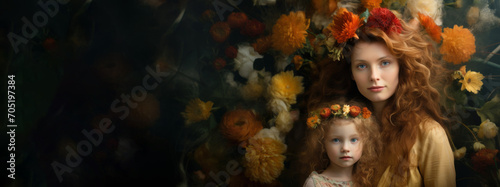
[269,71,304,104]
[181,98,214,125]
[271,11,310,55]
[244,137,286,184]
[478,119,498,139]
[276,111,293,133]
[454,147,467,160]
[458,70,484,94]
[342,104,350,117]
[440,25,476,64]
[241,82,264,100]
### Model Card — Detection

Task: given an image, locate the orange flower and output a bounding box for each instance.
[320,107,331,118]
[219,109,263,142]
[307,115,320,129]
[213,58,226,70]
[327,8,362,44]
[330,104,341,113]
[210,22,231,43]
[362,107,372,119]
[349,105,361,117]
[252,35,272,54]
[271,11,310,55]
[418,13,442,43]
[440,25,476,64]
[244,137,286,184]
[361,0,381,11]
[292,55,304,70]
[312,0,337,16]
[227,12,248,29]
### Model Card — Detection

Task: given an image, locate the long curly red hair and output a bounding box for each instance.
[305,21,452,186]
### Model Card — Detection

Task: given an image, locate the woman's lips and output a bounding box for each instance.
[368,86,385,92]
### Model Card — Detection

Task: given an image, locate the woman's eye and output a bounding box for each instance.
[357,64,366,69]
[381,61,390,66]
[350,138,358,143]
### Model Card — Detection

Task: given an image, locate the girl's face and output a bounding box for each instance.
[351,41,399,105]
[324,120,363,169]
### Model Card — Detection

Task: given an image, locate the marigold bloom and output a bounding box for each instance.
[181,98,214,125]
[227,12,248,29]
[328,8,362,43]
[269,71,304,104]
[366,8,402,35]
[307,115,320,129]
[440,25,476,64]
[478,119,498,139]
[459,70,484,94]
[271,11,310,55]
[219,109,263,142]
[210,22,231,43]
[418,13,442,43]
[252,35,272,54]
[361,0,382,11]
[349,105,361,117]
[244,137,286,183]
[362,107,372,119]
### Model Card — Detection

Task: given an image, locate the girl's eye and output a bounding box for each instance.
[332,138,340,143]
[357,64,366,69]
[381,61,390,66]
[350,138,358,143]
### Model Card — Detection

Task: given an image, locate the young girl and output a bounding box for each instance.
[301,98,380,187]
[307,8,455,186]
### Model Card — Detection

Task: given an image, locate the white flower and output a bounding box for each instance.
[234,43,263,79]
[311,12,333,30]
[224,72,239,87]
[453,147,467,160]
[274,54,290,73]
[473,141,486,151]
[267,99,291,114]
[342,105,350,117]
[479,119,498,139]
[253,127,285,143]
[406,0,443,25]
[276,111,293,133]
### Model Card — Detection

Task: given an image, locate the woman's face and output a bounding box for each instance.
[350,41,399,105]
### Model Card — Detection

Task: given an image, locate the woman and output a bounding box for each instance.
[306,8,456,186]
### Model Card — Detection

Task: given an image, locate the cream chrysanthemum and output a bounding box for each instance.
[459,70,484,94]
[271,11,310,55]
[454,147,467,160]
[478,119,498,139]
[181,98,214,125]
[269,71,304,104]
[275,111,293,133]
[474,141,486,151]
[406,0,443,25]
[244,136,286,184]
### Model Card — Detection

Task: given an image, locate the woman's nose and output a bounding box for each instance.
[370,67,380,82]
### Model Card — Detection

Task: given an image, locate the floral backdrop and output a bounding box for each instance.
[2,0,500,186]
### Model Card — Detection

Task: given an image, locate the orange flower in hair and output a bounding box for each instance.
[330,104,341,113]
[418,13,442,43]
[440,25,476,64]
[349,105,361,117]
[366,8,402,35]
[362,107,372,119]
[307,115,321,129]
[361,0,381,11]
[327,8,362,44]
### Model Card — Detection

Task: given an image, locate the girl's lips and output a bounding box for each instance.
[368,86,385,92]
[340,156,352,160]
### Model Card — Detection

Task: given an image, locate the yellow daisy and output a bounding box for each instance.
[181,98,214,125]
[269,71,305,104]
[458,70,484,94]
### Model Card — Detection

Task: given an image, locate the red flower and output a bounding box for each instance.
[225,46,238,58]
[227,12,248,29]
[43,37,57,51]
[213,58,226,70]
[320,108,331,118]
[366,8,402,35]
[210,22,231,43]
[471,149,499,175]
[241,19,265,37]
[349,106,361,117]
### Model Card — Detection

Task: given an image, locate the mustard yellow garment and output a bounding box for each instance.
[377,119,456,187]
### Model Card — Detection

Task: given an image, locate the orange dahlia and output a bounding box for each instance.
[327,8,362,44]
[244,137,286,184]
[219,109,263,142]
[361,0,382,11]
[440,25,476,64]
[418,13,442,43]
[271,11,310,55]
[252,35,272,54]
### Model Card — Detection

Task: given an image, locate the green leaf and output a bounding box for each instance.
[477,94,500,124]
[208,114,218,130]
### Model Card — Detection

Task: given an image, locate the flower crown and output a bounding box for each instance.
[327,7,402,61]
[306,104,372,129]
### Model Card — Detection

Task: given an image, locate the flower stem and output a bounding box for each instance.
[472,57,500,69]
[460,121,480,142]
[306,29,317,37]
